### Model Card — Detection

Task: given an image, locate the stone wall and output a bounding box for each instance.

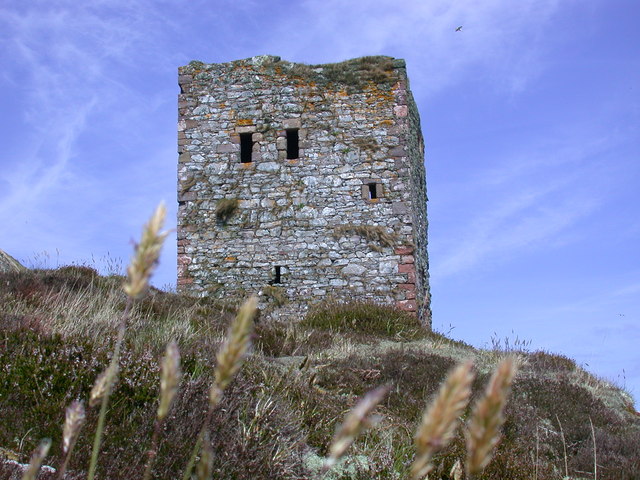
[177,55,431,327]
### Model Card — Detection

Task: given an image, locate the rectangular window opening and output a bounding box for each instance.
[273,266,282,284]
[240,132,253,163]
[368,182,378,200]
[286,129,299,159]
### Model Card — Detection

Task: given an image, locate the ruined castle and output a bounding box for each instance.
[177,55,431,327]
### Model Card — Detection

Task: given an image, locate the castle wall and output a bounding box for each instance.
[177,55,431,326]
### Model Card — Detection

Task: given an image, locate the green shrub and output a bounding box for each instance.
[526,350,577,374]
[303,300,427,341]
[254,320,334,357]
[262,285,287,307]
[215,198,239,223]
[316,349,456,422]
[285,56,397,93]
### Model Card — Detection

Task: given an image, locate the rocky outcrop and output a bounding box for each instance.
[0,250,26,274]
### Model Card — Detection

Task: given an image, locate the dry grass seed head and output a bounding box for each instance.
[209,296,257,406]
[325,383,390,470]
[411,360,474,480]
[89,368,112,407]
[158,341,181,420]
[63,400,86,454]
[466,356,518,476]
[123,203,169,299]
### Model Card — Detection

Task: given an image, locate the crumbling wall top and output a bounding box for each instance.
[179,55,408,94]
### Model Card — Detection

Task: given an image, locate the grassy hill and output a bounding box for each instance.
[1,265,638,479]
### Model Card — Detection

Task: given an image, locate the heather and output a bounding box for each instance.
[0,213,638,479]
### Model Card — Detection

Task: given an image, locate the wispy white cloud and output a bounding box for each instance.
[547,277,640,316]
[434,190,598,278]
[611,282,640,298]
[0,1,181,280]
[268,0,564,96]
[430,131,614,278]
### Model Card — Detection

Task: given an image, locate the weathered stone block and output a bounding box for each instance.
[392,202,408,215]
[256,162,279,172]
[178,191,197,202]
[398,263,415,274]
[388,145,406,157]
[342,263,366,276]
[394,246,414,255]
[283,118,302,129]
[215,144,236,153]
[394,105,408,117]
[396,299,417,311]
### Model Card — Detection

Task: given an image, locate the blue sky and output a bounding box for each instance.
[1,1,638,404]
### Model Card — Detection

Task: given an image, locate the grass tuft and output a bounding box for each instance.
[303,299,426,341]
[334,224,397,249]
[215,198,239,223]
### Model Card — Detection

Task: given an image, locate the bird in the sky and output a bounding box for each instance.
[455,26,463,32]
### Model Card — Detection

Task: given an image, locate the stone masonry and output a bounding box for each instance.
[177,55,431,327]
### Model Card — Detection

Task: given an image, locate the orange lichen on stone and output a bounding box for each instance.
[293,80,317,89]
[363,85,394,104]
[237,119,254,126]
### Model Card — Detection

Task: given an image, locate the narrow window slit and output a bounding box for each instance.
[286,129,299,159]
[273,266,282,284]
[240,132,253,163]
[368,183,377,199]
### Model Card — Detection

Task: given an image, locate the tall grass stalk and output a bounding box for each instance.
[324,384,390,471]
[589,416,597,480]
[555,414,569,478]
[450,459,463,480]
[410,361,474,479]
[86,203,168,480]
[196,431,214,480]
[466,356,518,477]
[86,307,128,480]
[182,296,257,480]
[57,400,86,479]
[143,341,182,480]
[21,438,51,480]
[535,425,539,480]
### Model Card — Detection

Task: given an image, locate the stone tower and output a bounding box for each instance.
[177,55,431,327]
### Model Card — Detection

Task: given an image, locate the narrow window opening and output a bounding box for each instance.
[368,182,377,200]
[286,129,299,159]
[240,132,253,163]
[273,266,282,284]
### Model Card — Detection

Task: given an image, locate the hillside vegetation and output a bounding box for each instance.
[0,208,638,479]
[1,266,638,479]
